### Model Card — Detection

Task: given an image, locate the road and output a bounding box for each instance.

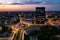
[14,27,25,40]
[47,18,60,26]
[5,17,60,40]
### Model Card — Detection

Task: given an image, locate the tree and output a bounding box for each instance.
[37,25,59,40]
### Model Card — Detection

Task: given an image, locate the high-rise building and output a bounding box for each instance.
[36,7,45,24]
[36,7,45,17]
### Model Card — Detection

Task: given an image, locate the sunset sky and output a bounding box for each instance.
[0,0,60,11]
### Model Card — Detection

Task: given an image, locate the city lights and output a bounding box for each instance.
[0,0,60,40]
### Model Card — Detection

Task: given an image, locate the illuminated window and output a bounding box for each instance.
[0,27,2,30]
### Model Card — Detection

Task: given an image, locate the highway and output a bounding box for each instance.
[4,17,60,40]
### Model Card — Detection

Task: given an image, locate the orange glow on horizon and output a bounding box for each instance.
[0,5,35,12]
[0,4,57,12]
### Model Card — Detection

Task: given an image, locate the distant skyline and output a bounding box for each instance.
[0,0,60,11]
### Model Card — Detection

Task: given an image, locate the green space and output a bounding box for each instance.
[0,25,12,37]
[24,25,60,40]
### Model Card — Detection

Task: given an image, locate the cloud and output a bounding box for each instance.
[21,0,42,4]
[20,0,60,5]
[41,0,60,5]
[23,1,41,4]
[0,0,60,5]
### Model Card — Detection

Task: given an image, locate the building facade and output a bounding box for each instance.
[36,7,45,24]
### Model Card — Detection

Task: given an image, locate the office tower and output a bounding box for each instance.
[36,7,45,24]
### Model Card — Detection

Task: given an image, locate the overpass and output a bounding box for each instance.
[1,16,59,40]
